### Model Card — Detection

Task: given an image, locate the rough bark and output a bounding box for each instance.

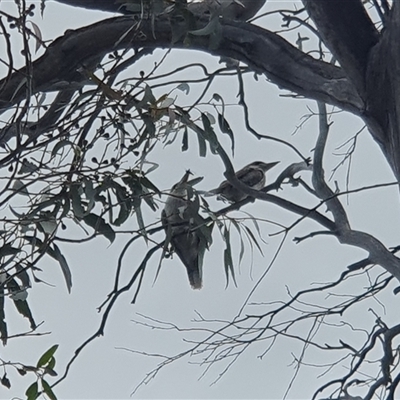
[366,3,400,182]
[302,0,379,97]
[0,16,362,114]
[55,0,130,14]
[303,0,400,182]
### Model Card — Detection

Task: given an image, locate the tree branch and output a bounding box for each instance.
[0,15,363,116]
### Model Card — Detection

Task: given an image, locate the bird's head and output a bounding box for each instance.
[250,161,280,172]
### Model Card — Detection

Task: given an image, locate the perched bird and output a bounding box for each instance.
[209,161,279,203]
[162,171,212,289]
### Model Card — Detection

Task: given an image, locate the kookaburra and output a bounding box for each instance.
[162,171,211,289]
[210,161,279,202]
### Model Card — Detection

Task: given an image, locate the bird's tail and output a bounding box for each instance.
[188,269,202,290]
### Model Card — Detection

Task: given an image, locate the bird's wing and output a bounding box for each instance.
[163,177,208,289]
[236,167,265,188]
[171,229,203,289]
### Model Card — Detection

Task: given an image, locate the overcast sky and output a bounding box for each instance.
[1,1,399,399]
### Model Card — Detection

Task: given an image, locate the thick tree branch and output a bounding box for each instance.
[313,102,400,284]
[55,0,129,14]
[302,0,379,98]
[0,16,363,116]
[366,2,400,181]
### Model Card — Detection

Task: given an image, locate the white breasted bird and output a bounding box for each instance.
[209,161,279,202]
[162,171,212,289]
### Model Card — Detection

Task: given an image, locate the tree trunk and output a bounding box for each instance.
[303,0,400,182]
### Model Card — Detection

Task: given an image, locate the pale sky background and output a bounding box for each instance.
[1,1,399,399]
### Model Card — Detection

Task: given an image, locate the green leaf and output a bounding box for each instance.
[142,114,156,137]
[24,237,72,293]
[83,178,96,214]
[243,225,264,256]
[42,379,57,400]
[106,189,114,227]
[47,355,56,371]
[13,299,36,330]
[41,379,57,400]
[12,179,29,196]
[52,243,73,293]
[218,112,235,155]
[15,264,31,288]
[70,183,85,219]
[231,220,245,265]
[50,140,74,159]
[0,244,20,258]
[181,126,189,151]
[142,84,156,106]
[213,93,223,102]
[176,83,190,95]
[83,213,116,244]
[9,205,25,219]
[223,227,236,287]
[44,367,58,377]
[0,286,7,345]
[1,373,10,389]
[60,192,71,219]
[37,345,59,368]
[18,159,39,175]
[196,130,207,157]
[114,202,130,226]
[204,112,216,125]
[112,184,131,226]
[139,176,161,195]
[25,381,39,400]
[134,202,146,236]
[201,113,220,154]
[26,197,59,219]
[142,192,158,213]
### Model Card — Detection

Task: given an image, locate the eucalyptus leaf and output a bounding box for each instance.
[51,140,74,159]
[13,298,36,330]
[0,287,7,346]
[243,225,264,256]
[1,373,11,389]
[24,236,72,293]
[196,130,207,157]
[12,179,29,196]
[25,381,39,400]
[223,227,236,287]
[70,183,85,219]
[182,126,189,151]
[176,83,190,94]
[52,243,73,292]
[83,213,116,244]
[0,244,20,258]
[18,159,39,174]
[218,112,235,155]
[37,344,58,368]
[42,379,57,400]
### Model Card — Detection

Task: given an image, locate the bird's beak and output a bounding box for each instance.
[263,161,280,171]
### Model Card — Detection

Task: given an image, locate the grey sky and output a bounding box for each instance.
[1,1,398,399]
